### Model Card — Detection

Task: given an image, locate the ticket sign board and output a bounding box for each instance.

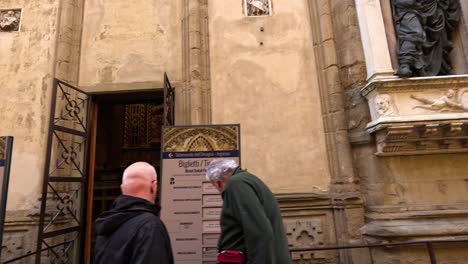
[160,125,240,264]
[0,136,13,259]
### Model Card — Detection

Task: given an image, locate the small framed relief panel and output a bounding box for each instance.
[244,0,272,17]
[0,9,21,32]
[0,136,13,259]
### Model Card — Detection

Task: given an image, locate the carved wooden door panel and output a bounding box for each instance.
[35,79,90,264]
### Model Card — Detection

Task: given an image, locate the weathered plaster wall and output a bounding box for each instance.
[0,0,60,211]
[79,0,182,92]
[208,0,331,193]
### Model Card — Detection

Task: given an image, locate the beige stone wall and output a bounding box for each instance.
[79,0,183,92]
[208,0,331,193]
[356,149,468,208]
[0,0,60,210]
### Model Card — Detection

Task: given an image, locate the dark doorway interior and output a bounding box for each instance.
[89,90,165,253]
[93,91,164,215]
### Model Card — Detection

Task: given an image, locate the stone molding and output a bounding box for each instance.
[362,208,468,241]
[361,75,468,155]
[361,75,468,96]
[371,121,468,156]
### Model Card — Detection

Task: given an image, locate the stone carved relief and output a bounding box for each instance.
[284,219,326,262]
[245,0,271,16]
[410,89,468,112]
[362,76,468,156]
[1,211,40,263]
[0,10,21,32]
[2,230,33,262]
[375,94,398,116]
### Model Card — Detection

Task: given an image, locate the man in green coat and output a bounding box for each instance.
[206,159,291,264]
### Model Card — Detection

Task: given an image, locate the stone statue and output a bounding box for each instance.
[410,89,468,112]
[0,10,20,32]
[247,0,270,16]
[392,0,461,77]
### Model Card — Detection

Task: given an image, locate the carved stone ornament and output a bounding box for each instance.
[245,0,272,17]
[284,219,326,261]
[375,94,398,117]
[0,9,21,32]
[361,75,468,156]
[410,89,468,113]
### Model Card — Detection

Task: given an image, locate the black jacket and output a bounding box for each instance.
[93,195,174,264]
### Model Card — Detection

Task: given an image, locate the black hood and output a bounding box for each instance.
[94,195,161,236]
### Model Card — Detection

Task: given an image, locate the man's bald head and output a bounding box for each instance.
[121,162,158,203]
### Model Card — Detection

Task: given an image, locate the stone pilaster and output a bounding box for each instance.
[180,0,212,125]
[307,1,367,263]
[308,0,359,194]
[54,0,84,85]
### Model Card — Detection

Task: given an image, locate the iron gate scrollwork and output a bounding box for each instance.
[163,72,175,126]
[35,79,90,264]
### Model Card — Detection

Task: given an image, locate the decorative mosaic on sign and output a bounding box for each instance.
[0,9,21,32]
[163,126,239,152]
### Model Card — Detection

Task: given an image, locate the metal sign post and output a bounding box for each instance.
[0,136,13,260]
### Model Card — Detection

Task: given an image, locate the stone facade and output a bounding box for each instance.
[0,0,467,263]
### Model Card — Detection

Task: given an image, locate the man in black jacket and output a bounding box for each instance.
[94,162,174,264]
[206,159,291,264]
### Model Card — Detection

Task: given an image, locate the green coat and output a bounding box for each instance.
[218,167,291,264]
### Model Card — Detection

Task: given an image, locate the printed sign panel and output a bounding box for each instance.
[0,136,13,260]
[161,125,240,264]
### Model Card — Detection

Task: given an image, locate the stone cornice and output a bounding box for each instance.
[361,75,468,96]
[362,207,468,239]
[366,114,468,131]
[372,120,468,156]
[276,192,363,210]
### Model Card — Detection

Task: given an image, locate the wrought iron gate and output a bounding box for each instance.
[35,79,91,264]
[163,72,175,126]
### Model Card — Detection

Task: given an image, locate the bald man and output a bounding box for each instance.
[94,162,174,264]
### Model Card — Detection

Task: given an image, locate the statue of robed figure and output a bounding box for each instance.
[392,0,461,77]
